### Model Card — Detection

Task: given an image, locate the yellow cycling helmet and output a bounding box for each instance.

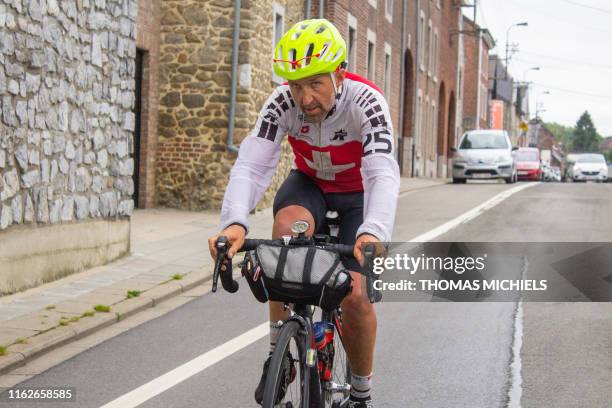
[273,19,347,81]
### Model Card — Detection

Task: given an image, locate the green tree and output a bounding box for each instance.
[545,121,574,150]
[572,111,601,153]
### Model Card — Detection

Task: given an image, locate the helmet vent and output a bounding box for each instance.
[292,31,302,40]
[319,42,331,60]
[289,49,297,71]
[316,24,327,34]
[304,43,314,66]
[301,24,309,30]
[331,48,344,63]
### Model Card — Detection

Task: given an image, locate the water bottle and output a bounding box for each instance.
[313,321,326,350]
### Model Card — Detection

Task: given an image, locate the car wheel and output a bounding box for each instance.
[452,178,466,184]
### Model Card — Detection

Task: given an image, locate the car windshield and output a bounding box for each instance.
[459,133,508,149]
[576,154,605,163]
[517,151,539,161]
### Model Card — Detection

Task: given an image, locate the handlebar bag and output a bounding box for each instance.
[241,244,352,310]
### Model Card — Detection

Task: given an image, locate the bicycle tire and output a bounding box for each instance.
[326,313,351,408]
[262,320,310,408]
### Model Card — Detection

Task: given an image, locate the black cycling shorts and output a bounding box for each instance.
[273,170,364,272]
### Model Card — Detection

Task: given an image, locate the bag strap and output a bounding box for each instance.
[274,246,290,280]
[302,247,317,285]
[317,254,342,288]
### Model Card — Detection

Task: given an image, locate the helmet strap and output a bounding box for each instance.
[330,73,341,100]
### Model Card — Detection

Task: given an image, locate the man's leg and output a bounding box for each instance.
[341,272,377,402]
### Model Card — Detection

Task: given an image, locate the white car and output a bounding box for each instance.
[569,154,608,182]
[451,130,518,184]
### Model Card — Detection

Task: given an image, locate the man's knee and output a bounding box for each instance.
[341,284,375,318]
[273,205,316,237]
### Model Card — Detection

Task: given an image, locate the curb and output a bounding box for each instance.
[399,179,449,195]
[0,272,213,376]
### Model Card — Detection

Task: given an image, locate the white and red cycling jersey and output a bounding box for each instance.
[220,72,400,242]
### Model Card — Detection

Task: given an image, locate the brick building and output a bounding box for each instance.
[462,16,494,131]
[134,0,161,209]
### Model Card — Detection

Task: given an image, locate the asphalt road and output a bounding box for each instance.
[2,181,611,408]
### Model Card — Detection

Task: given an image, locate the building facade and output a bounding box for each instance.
[462,16,494,131]
[0,0,138,293]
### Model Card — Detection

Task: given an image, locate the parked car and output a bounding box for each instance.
[516,147,542,181]
[542,164,560,182]
[563,153,577,182]
[551,166,562,182]
[451,130,517,184]
[608,163,612,182]
[568,153,608,182]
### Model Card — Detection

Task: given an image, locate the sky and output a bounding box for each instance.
[468,0,612,136]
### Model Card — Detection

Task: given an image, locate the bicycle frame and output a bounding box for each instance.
[281,302,351,408]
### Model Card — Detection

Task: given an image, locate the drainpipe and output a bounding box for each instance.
[304,0,311,19]
[226,0,241,154]
[412,0,421,177]
[319,0,325,18]
[397,0,407,171]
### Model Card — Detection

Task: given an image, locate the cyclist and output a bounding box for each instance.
[208,19,399,408]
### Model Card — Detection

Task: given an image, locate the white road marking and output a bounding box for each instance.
[98,322,269,408]
[409,183,538,242]
[508,300,525,408]
[100,182,537,407]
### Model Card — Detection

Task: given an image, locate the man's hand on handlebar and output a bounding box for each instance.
[208,224,247,261]
[354,233,386,267]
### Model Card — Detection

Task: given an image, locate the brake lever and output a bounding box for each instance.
[363,244,382,303]
[212,236,229,293]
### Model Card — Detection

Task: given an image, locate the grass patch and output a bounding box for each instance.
[45,305,56,310]
[59,319,69,326]
[127,290,141,299]
[82,310,95,317]
[0,345,7,356]
[69,316,80,323]
[94,305,111,313]
[171,273,184,280]
[14,338,27,345]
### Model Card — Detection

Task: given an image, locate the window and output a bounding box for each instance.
[424,97,430,146]
[416,90,423,144]
[347,13,357,72]
[427,20,433,76]
[367,29,376,81]
[419,11,425,72]
[368,0,377,8]
[433,29,439,79]
[385,0,393,23]
[432,102,437,154]
[384,42,392,96]
[272,3,285,84]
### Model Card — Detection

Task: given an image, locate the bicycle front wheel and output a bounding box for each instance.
[262,320,310,408]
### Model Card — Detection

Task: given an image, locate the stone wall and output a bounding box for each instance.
[157,0,303,211]
[0,0,137,231]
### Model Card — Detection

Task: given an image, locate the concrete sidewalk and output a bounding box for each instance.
[0,177,448,375]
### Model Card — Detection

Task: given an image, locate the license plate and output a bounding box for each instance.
[472,173,490,178]
[518,171,528,175]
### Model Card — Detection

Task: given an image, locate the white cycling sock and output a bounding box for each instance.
[350,372,372,401]
[269,321,282,355]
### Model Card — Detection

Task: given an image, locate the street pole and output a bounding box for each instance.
[505,22,528,80]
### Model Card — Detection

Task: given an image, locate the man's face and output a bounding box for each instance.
[288,71,345,123]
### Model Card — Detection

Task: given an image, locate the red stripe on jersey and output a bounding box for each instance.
[344,72,383,95]
[288,136,364,193]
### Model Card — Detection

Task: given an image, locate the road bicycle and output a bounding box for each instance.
[212,218,380,408]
